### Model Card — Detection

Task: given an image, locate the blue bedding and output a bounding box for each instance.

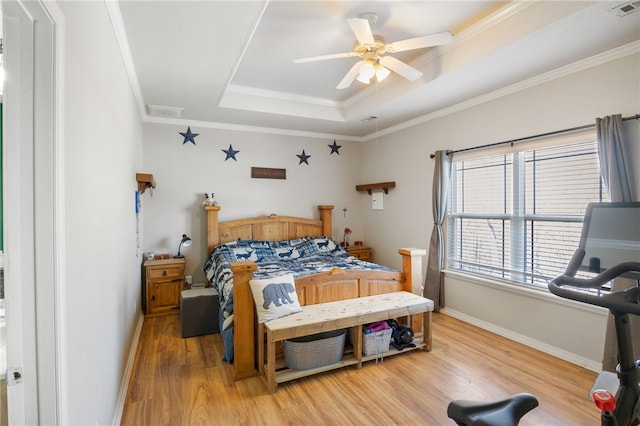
[203,236,396,321]
[202,236,396,361]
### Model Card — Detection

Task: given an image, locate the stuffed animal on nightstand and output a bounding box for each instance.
[202,193,217,206]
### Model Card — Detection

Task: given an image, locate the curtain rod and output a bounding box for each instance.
[429,113,640,159]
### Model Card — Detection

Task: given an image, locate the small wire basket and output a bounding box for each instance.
[362,328,392,357]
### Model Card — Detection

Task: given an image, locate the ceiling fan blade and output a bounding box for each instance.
[294,52,358,64]
[336,61,363,90]
[379,56,423,81]
[386,31,453,53]
[347,18,375,45]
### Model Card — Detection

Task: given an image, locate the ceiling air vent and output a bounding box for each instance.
[614,1,640,16]
[145,104,185,118]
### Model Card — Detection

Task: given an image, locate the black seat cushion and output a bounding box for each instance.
[447,393,539,426]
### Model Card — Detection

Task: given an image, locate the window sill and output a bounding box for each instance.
[443,269,608,316]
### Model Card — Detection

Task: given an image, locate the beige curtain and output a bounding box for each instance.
[424,151,452,310]
[596,114,639,372]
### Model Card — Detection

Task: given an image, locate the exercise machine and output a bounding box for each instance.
[448,202,640,425]
[550,261,640,425]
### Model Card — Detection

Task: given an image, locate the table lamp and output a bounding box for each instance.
[174,234,192,258]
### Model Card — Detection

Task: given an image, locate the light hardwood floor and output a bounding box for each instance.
[121,312,600,425]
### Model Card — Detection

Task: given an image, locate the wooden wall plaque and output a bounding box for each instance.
[251,167,286,180]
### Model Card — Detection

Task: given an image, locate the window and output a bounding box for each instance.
[446,131,609,289]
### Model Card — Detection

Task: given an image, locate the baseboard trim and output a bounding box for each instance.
[112,312,145,426]
[441,308,602,372]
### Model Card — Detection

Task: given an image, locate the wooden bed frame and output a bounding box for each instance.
[204,205,426,380]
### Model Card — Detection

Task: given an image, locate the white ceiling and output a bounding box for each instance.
[114,1,640,141]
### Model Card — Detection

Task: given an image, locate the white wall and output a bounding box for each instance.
[360,51,640,370]
[142,125,365,283]
[59,2,144,424]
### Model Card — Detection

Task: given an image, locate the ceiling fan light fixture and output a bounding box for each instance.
[375,64,390,82]
[356,73,371,84]
[359,61,375,78]
[357,61,375,84]
[295,16,452,89]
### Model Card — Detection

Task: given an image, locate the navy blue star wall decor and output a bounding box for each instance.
[179,126,199,145]
[222,144,240,161]
[328,140,342,155]
[297,150,311,165]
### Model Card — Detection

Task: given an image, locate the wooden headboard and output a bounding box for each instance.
[204,205,334,254]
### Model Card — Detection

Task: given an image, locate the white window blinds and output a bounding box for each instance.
[446,131,609,288]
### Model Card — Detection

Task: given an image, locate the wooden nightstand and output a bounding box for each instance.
[143,258,185,316]
[346,246,371,261]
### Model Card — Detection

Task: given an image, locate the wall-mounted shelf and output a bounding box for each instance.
[355,181,396,195]
[136,173,156,194]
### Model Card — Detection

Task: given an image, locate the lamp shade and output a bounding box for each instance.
[356,73,371,84]
[359,61,375,79]
[356,60,375,84]
[375,64,390,82]
[174,234,192,258]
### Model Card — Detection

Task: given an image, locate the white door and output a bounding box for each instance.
[2,0,63,424]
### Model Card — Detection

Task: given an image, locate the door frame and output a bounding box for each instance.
[2,0,66,424]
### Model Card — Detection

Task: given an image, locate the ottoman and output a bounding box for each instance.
[180,287,220,338]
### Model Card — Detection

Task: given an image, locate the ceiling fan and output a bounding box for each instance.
[294,13,453,89]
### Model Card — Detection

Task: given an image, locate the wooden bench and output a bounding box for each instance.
[262,291,434,392]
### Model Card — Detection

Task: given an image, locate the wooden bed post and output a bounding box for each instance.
[317,205,333,237]
[205,205,221,254]
[399,248,428,340]
[229,261,259,380]
[398,248,427,295]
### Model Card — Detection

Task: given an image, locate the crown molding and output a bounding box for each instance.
[143,115,363,142]
[226,84,342,108]
[364,40,640,141]
[105,0,146,121]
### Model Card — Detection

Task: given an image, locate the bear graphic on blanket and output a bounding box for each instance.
[262,282,296,309]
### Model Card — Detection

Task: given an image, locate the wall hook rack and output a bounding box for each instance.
[136,173,156,194]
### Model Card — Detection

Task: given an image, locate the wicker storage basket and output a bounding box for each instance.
[349,327,393,356]
[362,328,393,356]
[284,329,346,370]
